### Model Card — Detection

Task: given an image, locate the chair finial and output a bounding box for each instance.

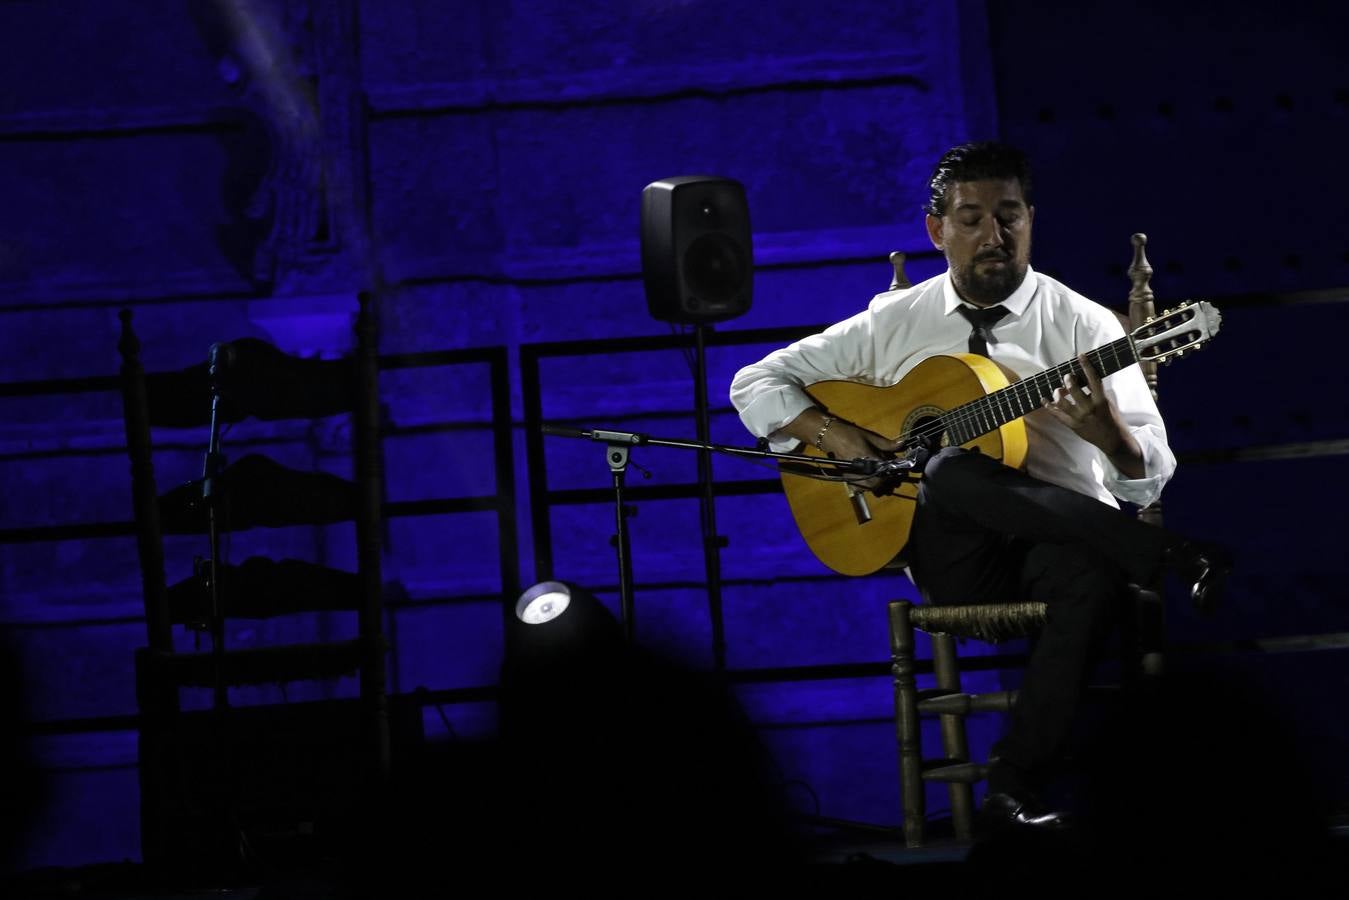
[1128,233,1154,306]
[1127,233,1159,400]
[889,251,911,290]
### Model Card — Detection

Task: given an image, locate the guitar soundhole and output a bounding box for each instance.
[903,405,950,449]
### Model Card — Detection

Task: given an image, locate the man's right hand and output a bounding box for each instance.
[817,418,900,462]
[781,407,900,462]
[775,407,904,491]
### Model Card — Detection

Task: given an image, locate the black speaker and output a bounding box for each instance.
[641,175,752,324]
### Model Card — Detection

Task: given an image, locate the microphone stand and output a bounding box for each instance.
[202,342,242,874]
[541,423,922,644]
[203,343,229,712]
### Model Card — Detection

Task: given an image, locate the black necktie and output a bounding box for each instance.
[956,304,1010,357]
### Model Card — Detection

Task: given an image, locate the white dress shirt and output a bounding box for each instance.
[729,267,1175,508]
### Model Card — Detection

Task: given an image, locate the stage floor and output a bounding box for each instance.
[9,818,1349,898]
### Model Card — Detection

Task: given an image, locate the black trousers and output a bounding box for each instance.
[906,447,1174,779]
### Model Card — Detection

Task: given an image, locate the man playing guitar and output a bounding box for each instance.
[729,142,1227,831]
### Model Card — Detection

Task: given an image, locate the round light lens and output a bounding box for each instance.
[516,581,572,625]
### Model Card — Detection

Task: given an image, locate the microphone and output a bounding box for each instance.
[207,341,234,389]
[540,423,647,444]
[541,423,590,439]
[203,342,235,497]
[845,456,920,477]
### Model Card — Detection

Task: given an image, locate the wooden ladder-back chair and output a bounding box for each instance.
[119,292,392,872]
[886,236,1166,848]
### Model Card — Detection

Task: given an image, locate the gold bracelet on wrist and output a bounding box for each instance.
[814,415,836,453]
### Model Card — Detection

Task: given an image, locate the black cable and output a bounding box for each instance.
[707,442,911,488]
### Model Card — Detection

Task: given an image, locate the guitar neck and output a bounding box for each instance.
[930,335,1137,446]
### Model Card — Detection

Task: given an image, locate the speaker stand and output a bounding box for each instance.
[691,324,727,671]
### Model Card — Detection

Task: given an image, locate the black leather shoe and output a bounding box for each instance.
[1165,542,1232,615]
[980,791,1073,831]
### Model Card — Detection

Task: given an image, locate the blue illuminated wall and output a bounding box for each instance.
[1,0,1345,872]
[984,0,1349,775]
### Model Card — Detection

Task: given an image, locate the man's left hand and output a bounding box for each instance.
[1042,353,1145,478]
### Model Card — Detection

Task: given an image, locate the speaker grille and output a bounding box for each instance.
[683,233,749,307]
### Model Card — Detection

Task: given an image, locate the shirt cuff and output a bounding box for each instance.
[1105,469,1167,507]
[737,385,817,452]
[1102,429,1173,507]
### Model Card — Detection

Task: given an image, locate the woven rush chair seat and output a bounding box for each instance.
[909,601,1048,644]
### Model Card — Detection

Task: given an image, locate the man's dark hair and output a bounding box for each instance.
[924,142,1033,216]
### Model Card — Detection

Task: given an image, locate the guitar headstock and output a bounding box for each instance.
[1131,299,1222,364]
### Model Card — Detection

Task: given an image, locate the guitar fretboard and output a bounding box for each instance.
[905,335,1137,447]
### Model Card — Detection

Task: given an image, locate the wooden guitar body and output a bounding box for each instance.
[780,354,1028,576]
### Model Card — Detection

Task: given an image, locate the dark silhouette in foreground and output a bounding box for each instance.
[964,663,1345,894]
[362,640,805,894]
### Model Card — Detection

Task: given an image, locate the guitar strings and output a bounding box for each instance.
[894,336,1135,448]
[907,350,1112,444]
[908,307,1200,445]
[901,361,1103,446]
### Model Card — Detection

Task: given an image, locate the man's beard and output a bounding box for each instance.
[951,251,1028,306]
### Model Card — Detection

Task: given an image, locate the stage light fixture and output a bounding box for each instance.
[506,580,623,658]
[515,580,572,626]
[500,580,626,744]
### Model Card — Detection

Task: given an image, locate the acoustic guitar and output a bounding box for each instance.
[778,300,1222,576]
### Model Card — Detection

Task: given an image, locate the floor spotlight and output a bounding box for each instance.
[507,580,622,653]
[515,580,573,626]
[500,580,625,747]
[497,581,797,878]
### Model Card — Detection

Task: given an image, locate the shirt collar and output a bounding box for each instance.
[942,266,1037,318]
